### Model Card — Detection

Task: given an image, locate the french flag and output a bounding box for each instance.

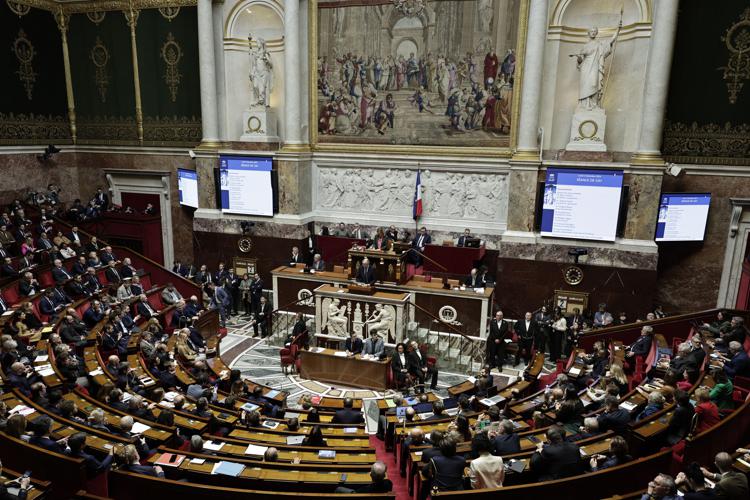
[412,169,423,220]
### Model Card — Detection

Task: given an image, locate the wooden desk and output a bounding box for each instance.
[423,243,486,274]
[298,348,390,391]
[348,248,407,284]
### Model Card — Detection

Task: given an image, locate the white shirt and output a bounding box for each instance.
[398,353,406,366]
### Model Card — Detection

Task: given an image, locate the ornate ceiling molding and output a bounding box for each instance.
[7,0,196,14]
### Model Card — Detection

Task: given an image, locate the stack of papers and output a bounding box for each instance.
[619,401,637,412]
[155,453,186,467]
[203,441,225,451]
[34,355,49,362]
[130,422,152,435]
[333,351,348,357]
[284,412,301,420]
[10,405,35,416]
[568,367,581,376]
[212,461,244,477]
[88,368,104,376]
[244,444,268,456]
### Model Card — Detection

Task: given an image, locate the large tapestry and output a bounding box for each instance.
[315,0,524,150]
[663,0,750,165]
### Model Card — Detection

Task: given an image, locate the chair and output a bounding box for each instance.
[643,339,658,375]
[280,344,299,374]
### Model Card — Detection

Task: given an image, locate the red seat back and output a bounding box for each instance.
[644,338,658,374]
[3,283,19,305]
[38,270,54,288]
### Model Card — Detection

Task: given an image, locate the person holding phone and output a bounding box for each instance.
[0,460,31,499]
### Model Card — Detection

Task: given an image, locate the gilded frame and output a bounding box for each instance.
[308,0,530,157]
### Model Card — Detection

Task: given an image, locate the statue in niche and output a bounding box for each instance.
[248,35,273,107]
[572,21,621,110]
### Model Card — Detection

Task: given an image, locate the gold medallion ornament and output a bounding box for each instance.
[563,265,584,286]
[6,1,30,17]
[12,29,36,100]
[158,6,180,21]
[720,8,750,104]
[246,115,262,133]
[238,237,253,253]
[86,11,106,24]
[90,37,110,103]
[160,32,182,102]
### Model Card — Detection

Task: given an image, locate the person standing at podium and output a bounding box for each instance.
[410,227,431,266]
[355,258,376,285]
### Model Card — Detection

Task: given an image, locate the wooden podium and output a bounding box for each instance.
[348,249,407,285]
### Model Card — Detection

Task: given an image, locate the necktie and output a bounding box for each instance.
[62,268,70,278]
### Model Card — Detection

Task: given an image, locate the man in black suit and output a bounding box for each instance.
[68,226,83,247]
[66,274,87,298]
[408,340,437,391]
[93,187,109,209]
[37,232,53,251]
[486,310,510,369]
[104,260,122,284]
[409,227,431,266]
[39,289,62,321]
[213,262,228,284]
[18,272,39,297]
[249,273,263,312]
[66,432,113,478]
[289,246,303,265]
[72,256,88,275]
[514,312,538,366]
[456,228,472,247]
[29,415,69,454]
[83,267,102,294]
[493,419,521,456]
[355,258,376,285]
[120,258,137,278]
[192,264,211,285]
[529,426,582,481]
[252,296,270,338]
[596,395,631,434]
[1,257,17,278]
[345,332,363,355]
[100,246,117,265]
[135,294,159,320]
[83,301,105,328]
[51,259,73,284]
[626,325,654,358]
[332,398,364,424]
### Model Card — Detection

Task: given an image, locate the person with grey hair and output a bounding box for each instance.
[493,419,520,456]
[700,451,749,498]
[636,391,665,422]
[642,473,678,500]
[717,316,747,348]
[311,253,325,271]
[626,325,654,358]
[263,447,278,462]
[530,425,582,481]
[335,460,392,493]
[719,340,750,379]
[401,427,426,475]
[190,435,204,453]
[87,408,110,433]
[355,257,376,285]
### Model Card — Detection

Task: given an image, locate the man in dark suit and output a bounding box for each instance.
[514,312,538,366]
[30,416,69,453]
[249,273,263,312]
[493,419,521,456]
[464,268,483,288]
[213,262,228,284]
[1,257,17,278]
[72,256,88,275]
[355,258,376,285]
[289,246,303,265]
[311,253,326,271]
[104,260,122,284]
[345,332,363,355]
[136,294,159,320]
[332,398,364,424]
[626,325,654,359]
[68,226,83,247]
[18,272,39,297]
[409,227,431,266]
[701,451,749,499]
[408,341,437,391]
[37,232,53,251]
[66,274,87,298]
[596,395,631,434]
[129,276,144,296]
[486,310,510,369]
[529,426,582,481]
[721,341,750,379]
[39,289,62,321]
[456,228,473,247]
[83,268,102,294]
[8,362,36,396]
[83,302,105,328]
[252,296,270,338]
[120,258,137,278]
[93,188,109,209]
[66,432,113,478]
[172,260,187,276]
[100,246,117,265]
[51,259,73,284]
[192,264,211,285]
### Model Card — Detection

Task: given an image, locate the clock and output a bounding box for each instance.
[238,237,253,253]
[563,265,584,286]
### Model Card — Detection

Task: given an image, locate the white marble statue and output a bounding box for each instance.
[248,35,273,107]
[365,303,393,339]
[327,298,348,337]
[572,21,621,110]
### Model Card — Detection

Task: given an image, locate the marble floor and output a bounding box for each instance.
[220,315,542,432]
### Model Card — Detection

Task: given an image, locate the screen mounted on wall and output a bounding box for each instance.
[177,168,199,208]
[218,156,274,217]
[655,193,711,242]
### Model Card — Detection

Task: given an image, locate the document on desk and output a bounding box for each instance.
[333,351,348,357]
[244,444,268,456]
[311,347,325,353]
[265,389,280,399]
[286,435,305,445]
[130,422,152,435]
[213,461,245,477]
[240,402,260,413]
[203,440,225,451]
[34,355,49,362]
[619,401,637,412]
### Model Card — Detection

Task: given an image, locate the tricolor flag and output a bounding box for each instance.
[412,170,423,220]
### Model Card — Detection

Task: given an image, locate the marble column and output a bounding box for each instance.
[631,0,680,164]
[283,0,302,146]
[212,0,228,142]
[197,0,219,145]
[514,0,548,158]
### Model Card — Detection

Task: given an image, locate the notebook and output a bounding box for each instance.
[155,453,186,467]
[240,402,260,413]
[213,461,245,477]
[265,390,280,399]
[286,435,305,445]
[318,450,336,459]
[507,460,526,473]
[244,444,268,456]
[203,441,225,451]
[262,420,280,430]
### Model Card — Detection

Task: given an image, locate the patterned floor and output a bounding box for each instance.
[220,315,530,431]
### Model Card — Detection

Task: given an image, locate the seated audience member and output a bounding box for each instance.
[464,268,483,288]
[710,369,735,411]
[263,446,278,462]
[66,431,113,477]
[161,283,182,305]
[8,362,37,396]
[136,294,159,320]
[693,386,720,434]
[700,451,749,499]
[675,461,714,499]
[425,400,448,421]
[344,332,363,355]
[400,427,426,475]
[332,397,364,424]
[589,435,631,471]
[530,425,582,481]
[716,316,747,348]
[719,341,750,379]
[665,390,695,445]
[469,432,504,489]
[0,458,32,498]
[426,434,465,492]
[29,415,68,453]
[492,418,521,456]
[0,257,17,278]
[116,443,164,477]
[130,275,144,296]
[626,325,654,358]
[670,342,699,380]
[642,473,679,500]
[569,417,601,441]
[87,408,111,433]
[337,461,393,494]
[302,425,326,447]
[636,391,665,422]
[18,272,39,297]
[597,395,631,435]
